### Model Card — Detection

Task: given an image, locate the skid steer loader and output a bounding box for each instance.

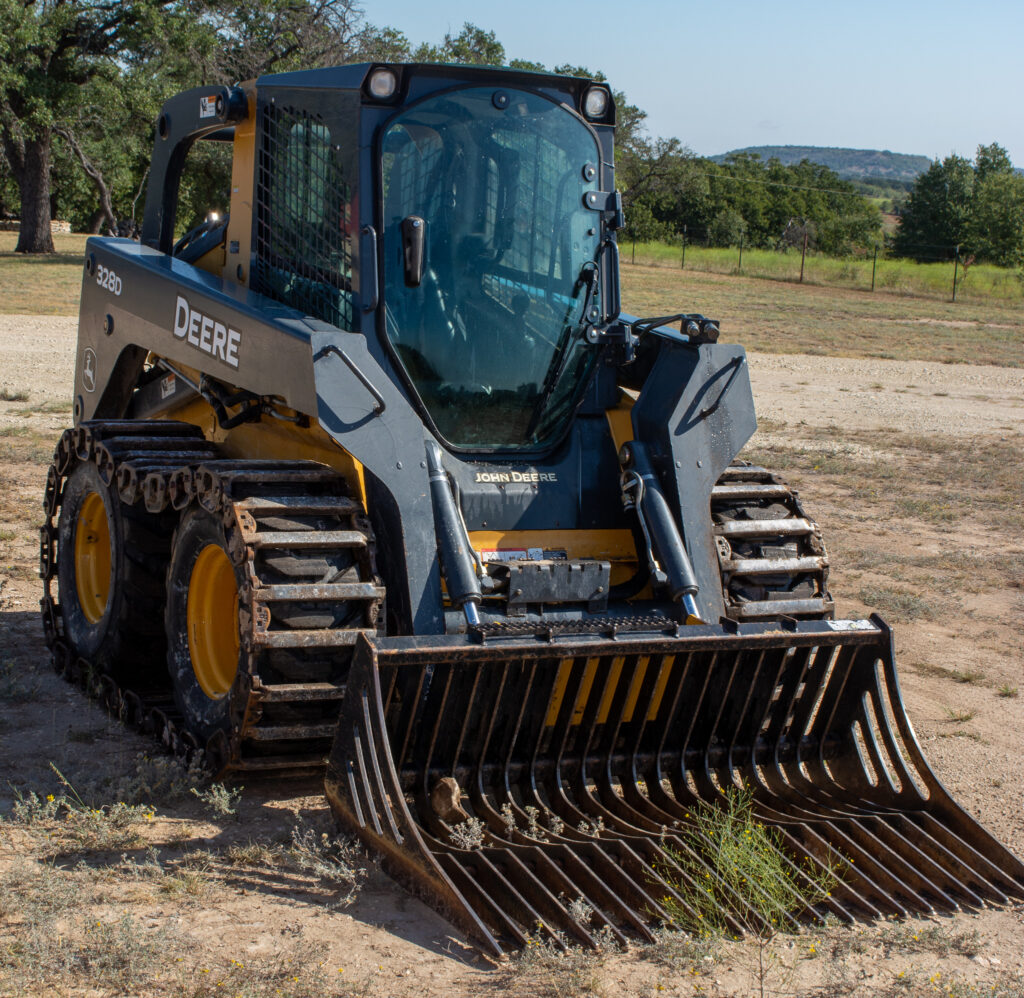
[42,63,1023,955]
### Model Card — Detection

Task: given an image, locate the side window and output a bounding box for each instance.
[253,103,354,331]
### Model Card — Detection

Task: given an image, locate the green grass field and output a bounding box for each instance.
[624,240,1024,303]
[0,232,89,314]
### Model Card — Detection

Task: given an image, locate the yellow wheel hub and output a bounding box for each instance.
[74,491,112,624]
[187,544,240,699]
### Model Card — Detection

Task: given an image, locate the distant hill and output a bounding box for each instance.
[710,146,933,183]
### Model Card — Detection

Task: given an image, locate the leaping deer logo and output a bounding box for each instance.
[83,348,97,393]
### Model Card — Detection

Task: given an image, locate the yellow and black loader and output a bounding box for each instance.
[41,63,1024,955]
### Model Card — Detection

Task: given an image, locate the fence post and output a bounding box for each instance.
[799,228,808,283]
[871,245,877,292]
[738,235,743,271]
[631,237,636,265]
[681,226,686,269]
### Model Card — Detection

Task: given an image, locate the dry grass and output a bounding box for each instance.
[748,427,1024,548]
[621,263,1024,367]
[857,585,941,621]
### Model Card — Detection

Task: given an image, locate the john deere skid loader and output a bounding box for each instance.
[42,63,1023,955]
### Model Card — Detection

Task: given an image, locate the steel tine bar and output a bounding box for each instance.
[719,646,772,788]
[753,755,916,918]
[539,657,625,836]
[893,811,1021,901]
[543,842,655,942]
[853,814,990,909]
[454,848,567,948]
[415,662,457,817]
[545,655,590,759]
[568,653,663,837]
[491,847,600,947]
[736,645,864,920]
[600,652,688,830]
[463,659,512,826]
[511,849,630,947]
[470,661,542,839]
[445,662,483,777]
[572,838,685,928]
[661,652,717,810]
[862,681,925,805]
[692,649,749,801]
[435,852,531,948]
[778,817,909,918]
[390,663,427,777]
[781,805,943,914]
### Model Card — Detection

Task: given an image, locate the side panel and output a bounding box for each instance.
[631,340,757,621]
[75,238,319,421]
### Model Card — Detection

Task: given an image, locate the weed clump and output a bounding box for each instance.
[190,781,242,817]
[657,787,842,998]
[4,764,155,854]
[286,822,364,905]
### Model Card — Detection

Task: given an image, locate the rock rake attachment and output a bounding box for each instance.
[326,616,1024,956]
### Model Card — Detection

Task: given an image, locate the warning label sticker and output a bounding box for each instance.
[199,96,217,118]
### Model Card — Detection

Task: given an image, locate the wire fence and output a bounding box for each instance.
[622,238,1024,305]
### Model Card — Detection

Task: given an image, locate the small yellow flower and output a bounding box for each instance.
[46,794,55,802]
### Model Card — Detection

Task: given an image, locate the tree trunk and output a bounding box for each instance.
[14,133,55,254]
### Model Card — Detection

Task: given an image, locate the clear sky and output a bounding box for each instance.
[366,0,1024,165]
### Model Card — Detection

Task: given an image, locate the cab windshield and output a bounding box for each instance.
[380,87,602,450]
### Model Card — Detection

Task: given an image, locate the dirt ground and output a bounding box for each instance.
[1,315,1022,997]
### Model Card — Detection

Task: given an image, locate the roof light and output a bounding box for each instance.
[367,68,398,100]
[583,87,609,120]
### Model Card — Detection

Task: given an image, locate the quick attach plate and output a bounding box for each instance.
[507,559,610,615]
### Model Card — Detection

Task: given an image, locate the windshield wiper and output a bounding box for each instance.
[523,261,600,441]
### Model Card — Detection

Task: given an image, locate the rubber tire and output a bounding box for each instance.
[165,507,245,743]
[57,461,171,683]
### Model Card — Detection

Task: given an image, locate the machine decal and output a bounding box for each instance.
[480,548,567,562]
[95,262,122,295]
[474,470,558,484]
[199,95,217,118]
[172,295,241,368]
[82,348,97,392]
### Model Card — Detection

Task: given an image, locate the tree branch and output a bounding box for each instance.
[54,125,117,233]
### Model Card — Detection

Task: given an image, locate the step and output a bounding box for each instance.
[251,628,372,649]
[258,682,346,703]
[722,555,826,576]
[254,582,383,601]
[714,518,814,538]
[248,530,367,549]
[711,483,792,501]
[235,494,359,515]
[731,598,832,619]
[229,753,328,772]
[244,722,338,742]
[717,466,772,481]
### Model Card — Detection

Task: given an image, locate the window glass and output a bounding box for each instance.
[381,88,602,450]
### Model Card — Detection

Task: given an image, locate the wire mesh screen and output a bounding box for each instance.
[253,101,354,331]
